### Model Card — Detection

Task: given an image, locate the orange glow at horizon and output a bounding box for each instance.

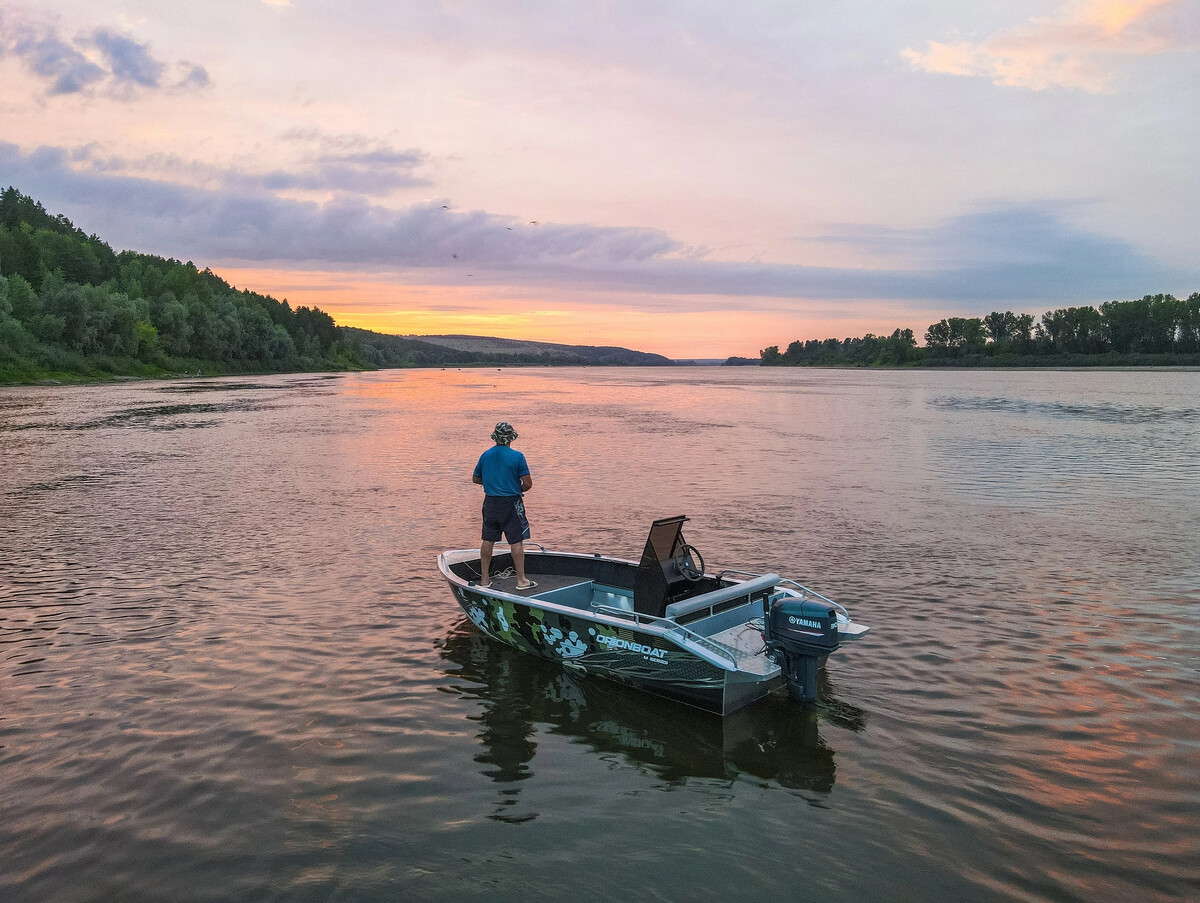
[216,265,941,360]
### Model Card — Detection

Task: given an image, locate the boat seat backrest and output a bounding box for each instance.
[663,574,781,622]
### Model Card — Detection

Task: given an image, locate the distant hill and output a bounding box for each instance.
[348,329,673,368]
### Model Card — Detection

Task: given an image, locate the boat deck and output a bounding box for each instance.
[478,571,585,597]
[706,622,774,675]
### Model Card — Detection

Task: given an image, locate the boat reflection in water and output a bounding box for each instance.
[438,621,865,821]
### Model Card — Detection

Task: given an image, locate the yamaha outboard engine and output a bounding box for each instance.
[763,592,840,702]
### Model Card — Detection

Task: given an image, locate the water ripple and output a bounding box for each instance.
[931,393,1200,424]
[1,368,1197,902]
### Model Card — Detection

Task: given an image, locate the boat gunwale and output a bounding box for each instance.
[437,548,770,671]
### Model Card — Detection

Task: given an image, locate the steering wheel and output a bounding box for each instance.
[675,544,705,582]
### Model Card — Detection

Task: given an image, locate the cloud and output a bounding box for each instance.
[0,142,675,266]
[175,63,210,90]
[0,13,209,96]
[7,29,105,95]
[63,138,428,195]
[91,29,165,88]
[258,149,429,194]
[1,141,1193,312]
[903,0,1195,91]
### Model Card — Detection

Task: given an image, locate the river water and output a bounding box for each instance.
[1,367,1197,902]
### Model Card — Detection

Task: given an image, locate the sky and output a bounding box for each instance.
[1,1,1198,358]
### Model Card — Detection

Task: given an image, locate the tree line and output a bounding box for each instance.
[760,295,1200,367]
[1,187,364,382]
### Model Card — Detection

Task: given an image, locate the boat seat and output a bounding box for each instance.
[664,574,781,622]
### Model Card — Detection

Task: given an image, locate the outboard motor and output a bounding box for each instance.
[763,593,840,702]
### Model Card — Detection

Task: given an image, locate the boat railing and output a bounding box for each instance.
[777,579,851,620]
[715,569,764,581]
[591,605,741,668]
[716,570,851,621]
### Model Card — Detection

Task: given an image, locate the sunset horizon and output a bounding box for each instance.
[2,1,1197,358]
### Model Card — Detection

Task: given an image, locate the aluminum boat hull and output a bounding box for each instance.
[437,546,865,715]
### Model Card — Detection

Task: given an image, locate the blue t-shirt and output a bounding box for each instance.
[473,445,530,497]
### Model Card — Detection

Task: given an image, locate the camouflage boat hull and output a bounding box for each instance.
[447,579,739,713]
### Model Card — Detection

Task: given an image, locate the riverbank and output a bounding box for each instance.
[0,351,369,386]
[759,351,1200,370]
[11,348,1200,386]
[913,350,1200,368]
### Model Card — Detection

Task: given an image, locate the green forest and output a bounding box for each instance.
[0,187,366,383]
[759,295,1200,367]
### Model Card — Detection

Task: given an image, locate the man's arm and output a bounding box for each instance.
[473,474,483,485]
[520,474,532,492]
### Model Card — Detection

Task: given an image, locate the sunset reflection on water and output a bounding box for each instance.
[1,367,1197,902]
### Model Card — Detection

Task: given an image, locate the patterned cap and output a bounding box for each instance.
[491,421,518,445]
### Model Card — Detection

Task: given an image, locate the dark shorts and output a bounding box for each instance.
[481,495,531,544]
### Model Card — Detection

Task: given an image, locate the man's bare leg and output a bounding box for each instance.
[511,541,528,587]
[479,540,494,585]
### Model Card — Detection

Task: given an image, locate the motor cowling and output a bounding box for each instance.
[767,596,840,655]
[764,594,840,702]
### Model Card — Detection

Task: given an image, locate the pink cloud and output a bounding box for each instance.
[903,0,1194,91]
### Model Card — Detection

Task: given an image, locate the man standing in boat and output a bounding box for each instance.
[472,421,536,590]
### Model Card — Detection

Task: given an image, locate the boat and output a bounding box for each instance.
[437,516,869,716]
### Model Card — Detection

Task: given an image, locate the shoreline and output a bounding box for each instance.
[7,358,1200,388]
